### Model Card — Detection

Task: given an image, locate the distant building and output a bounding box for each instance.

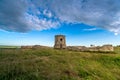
[54,35,66,49]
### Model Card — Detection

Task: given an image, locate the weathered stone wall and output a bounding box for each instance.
[32,45,51,49]
[21,45,51,49]
[67,46,87,51]
[21,44,114,52]
[99,45,114,51]
[67,45,114,52]
[21,46,33,49]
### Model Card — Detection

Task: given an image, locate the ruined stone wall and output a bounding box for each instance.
[67,45,114,52]
[32,45,51,49]
[99,45,114,51]
[21,46,33,49]
[21,45,51,49]
[67,46,87,51]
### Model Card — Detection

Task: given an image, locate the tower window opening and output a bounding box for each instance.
[60,38,63,41]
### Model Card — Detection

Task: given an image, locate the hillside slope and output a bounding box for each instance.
[0,47,120,80]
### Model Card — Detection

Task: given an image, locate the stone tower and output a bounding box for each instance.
[54,35,66,49]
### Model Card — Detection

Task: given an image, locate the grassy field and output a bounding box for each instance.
[0,45,20,48]
[0,47,120,80]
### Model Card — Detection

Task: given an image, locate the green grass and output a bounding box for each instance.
[0,47,120,80]
[0,45,20,48]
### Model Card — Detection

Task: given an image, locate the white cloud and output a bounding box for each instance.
[114,33,118,36]
[24,13,59,30]
[32,0,120,34]
[0,0,120,34]
[43,9,53,18]
[83,28,98,31]
[0,0,59,32]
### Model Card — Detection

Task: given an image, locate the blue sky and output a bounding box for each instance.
[0,0,120,46]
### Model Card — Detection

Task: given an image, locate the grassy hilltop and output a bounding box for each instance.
[0,47,120,80]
